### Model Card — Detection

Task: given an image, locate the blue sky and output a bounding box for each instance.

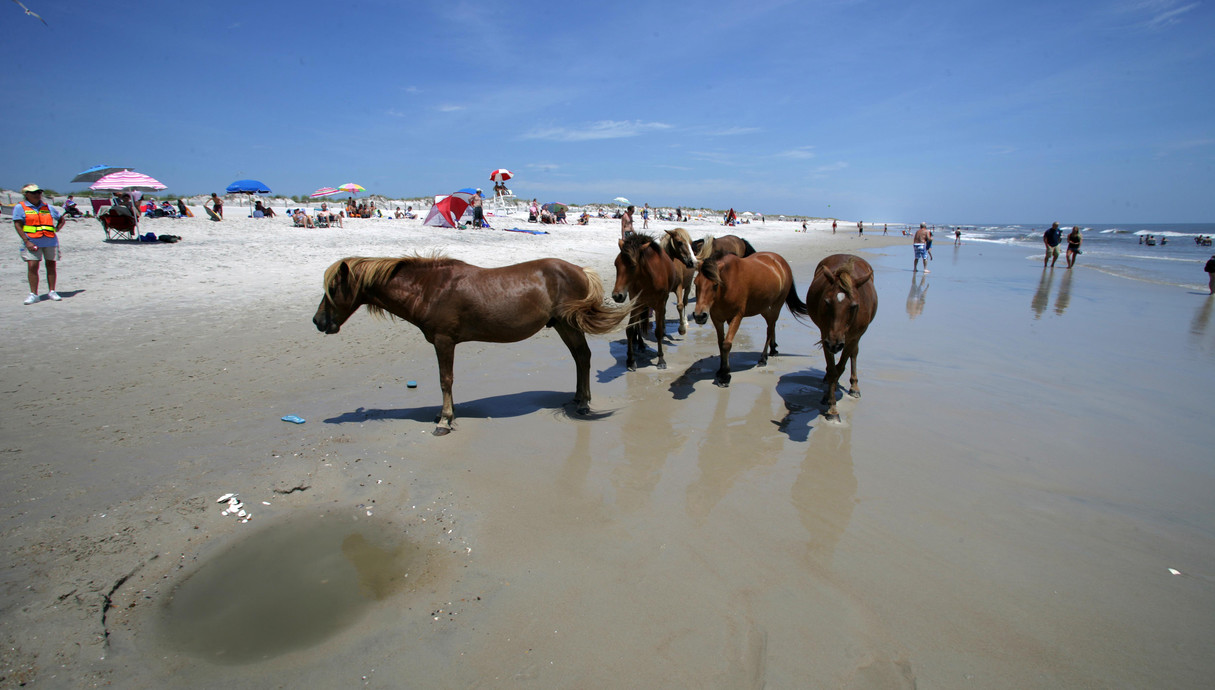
[3,0,1212,222]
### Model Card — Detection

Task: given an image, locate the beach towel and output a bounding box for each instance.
[505,227,549,235]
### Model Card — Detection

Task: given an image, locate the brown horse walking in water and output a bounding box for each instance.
[692,251,810,387]
[313,255,629,435]
[805,254,878,421]
[611,231,696,371]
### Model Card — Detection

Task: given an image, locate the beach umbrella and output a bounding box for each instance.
[613,197,629,205]
[310,187,339,198]
[489,169,513,182]
[225,179,271,195]
[542,202,568,213]
[338,183,365,196]
[71,164,131,184]
[89,170,166,192]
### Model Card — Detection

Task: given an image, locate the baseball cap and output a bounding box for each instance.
[21,184,42,193]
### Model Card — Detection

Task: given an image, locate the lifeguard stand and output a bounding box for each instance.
[490,188,518,218]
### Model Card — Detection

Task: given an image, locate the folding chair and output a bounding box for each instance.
[100,211,138,240]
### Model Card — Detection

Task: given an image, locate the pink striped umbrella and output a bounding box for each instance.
[89,170,166,192]
[310,187,339,198]
[489,169,513,182]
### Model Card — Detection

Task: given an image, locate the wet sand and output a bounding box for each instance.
[2,215,1213,688]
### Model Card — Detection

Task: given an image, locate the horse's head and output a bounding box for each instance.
[663,228,696,269]
[313,259,362,334]
[692,253,726,325]
[612,233,657,302]
[812,259,873,354]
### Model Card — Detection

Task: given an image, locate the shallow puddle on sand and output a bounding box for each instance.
[159,511,417,664]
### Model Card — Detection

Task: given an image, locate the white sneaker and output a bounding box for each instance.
[47,291,61,301]
[23,293,38,305]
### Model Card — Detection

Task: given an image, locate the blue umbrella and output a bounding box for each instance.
[226,179,272,194]
[71,165,131,184]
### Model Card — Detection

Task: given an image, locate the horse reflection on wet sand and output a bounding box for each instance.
[611,231,696,371]
[805,254,878,421]
[313,255,630,435]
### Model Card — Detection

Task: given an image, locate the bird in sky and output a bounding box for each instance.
[11,0,47,25]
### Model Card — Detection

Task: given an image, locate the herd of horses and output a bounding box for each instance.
[313,231,877,435]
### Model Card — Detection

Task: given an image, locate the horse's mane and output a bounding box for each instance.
[695,234,716,261]
[818,256,864,298]
[698,249,730,286]
[620,232,657,265]
[324,253,460,317]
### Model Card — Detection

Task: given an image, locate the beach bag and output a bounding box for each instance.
[139,232,158,242]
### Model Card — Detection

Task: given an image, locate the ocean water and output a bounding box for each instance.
[949,223,1215,291]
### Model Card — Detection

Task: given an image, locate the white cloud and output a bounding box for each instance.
[1114,0,1200,29]
[437,104,466,112]
[777,146,816,159]
[811,162,848,176]
[522,120,673,142]
[1155,137,1215,158]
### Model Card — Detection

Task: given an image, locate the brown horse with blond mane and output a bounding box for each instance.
[692,250,810,387]
[313,255,629,435]
[805,254,878,421]
[611,231,696,371]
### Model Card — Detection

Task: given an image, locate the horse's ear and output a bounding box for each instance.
[817,264,837,283]
[618,238,625,249]
[853,270,873,288]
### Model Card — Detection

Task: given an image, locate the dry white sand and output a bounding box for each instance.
[2,208,1213,688]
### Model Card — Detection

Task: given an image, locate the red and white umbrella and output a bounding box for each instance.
[89,170,167,192]
[310,187,339,198]
[489,169,513,183]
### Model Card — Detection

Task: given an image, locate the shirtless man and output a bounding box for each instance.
[621,205,635,239]
[913,222,932,273]
[206,193,223,220]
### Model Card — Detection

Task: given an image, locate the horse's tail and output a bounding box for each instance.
[560,267,632,334]
[740,238,758,256]
[784,277,814,325]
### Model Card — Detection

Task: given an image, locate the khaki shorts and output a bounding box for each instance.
[1045,245,1060,258]
[21,245,60,262]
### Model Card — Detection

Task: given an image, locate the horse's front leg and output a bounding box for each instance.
[433,338,457,435]
[624,311,640,371]
[846,341,861,398]
[820,348,841,421]
[654,302,669,369]
[556,324,593,414]
[675,283,688,335]
[712,318,731,387]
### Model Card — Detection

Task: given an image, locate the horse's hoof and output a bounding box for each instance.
[713,378,730,388]
[679,324,687,335]
[627,362,637,372]
[575,404,590,416]
[848,389,861,399]
[824,413,840,422]
[757,357,768,367]
[433,426,452,437]
[657,361,667,370]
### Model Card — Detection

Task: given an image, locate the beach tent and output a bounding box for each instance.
[423,188,477,228]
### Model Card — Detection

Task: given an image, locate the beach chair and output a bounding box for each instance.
[90,198,112,216]
[100,212,138,241]
[313,209,330,228]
